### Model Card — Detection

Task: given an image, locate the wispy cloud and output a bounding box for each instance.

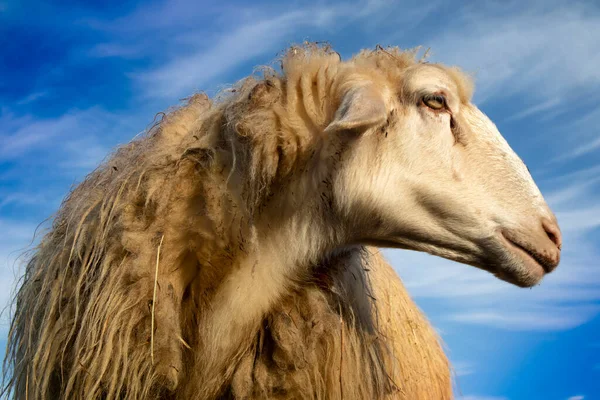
[545,179,600,209]
[427,1,600,105]
[134,10,321,99]
[567,396,584,400]
[0,192,49,210]
[130,1,390,100]
[84,0,438,101]
[452,361,476,377]
[0,219,43,334]
[0,107,142,169]
[560,135,600,161]
[504,97,561,122]
[0,108,100,161]
[87,43,145,59]
[545,104,600,162]
[448,306,600,331]
[556,206,600,233]
[0,106,148,231]
[16,91,48,105]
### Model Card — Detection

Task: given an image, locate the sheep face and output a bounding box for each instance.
[329,63,561,288]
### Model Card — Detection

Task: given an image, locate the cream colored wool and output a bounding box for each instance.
[7,42,553,400]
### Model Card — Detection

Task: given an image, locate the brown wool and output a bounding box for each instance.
[3,44,455,400]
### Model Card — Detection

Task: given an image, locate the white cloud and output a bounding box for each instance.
[427,1,600,104]
[452,361,475,377]
[134,10,317,99]
[57,137,112,170]
[16,91,48,105]
[0,106,143,171]
[448,306,600,331]
[555,206,600,233]
[561,135,600,161]
[88,43,145,59]
[544,164,600,186]
[548,106,600,161]
[130,0,395,100]
[0,107,102,161]
[504,97,561,122]
[0,219,42,335]
[0,192,50,210]
[567,396,584,400]
[93,0,430,101]
[545,180,600,209]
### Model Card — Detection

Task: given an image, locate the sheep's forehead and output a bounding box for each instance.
[402,64,473,104]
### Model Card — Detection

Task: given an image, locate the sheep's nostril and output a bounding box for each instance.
[542,218,562,250]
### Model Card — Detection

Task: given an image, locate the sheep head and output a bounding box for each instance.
[324,59,561,288]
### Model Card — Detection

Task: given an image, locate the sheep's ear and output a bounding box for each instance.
[324,84,387,134]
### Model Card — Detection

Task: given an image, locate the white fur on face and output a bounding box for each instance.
[335,64,560,287]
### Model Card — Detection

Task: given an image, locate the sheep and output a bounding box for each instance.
[3,43,561,400]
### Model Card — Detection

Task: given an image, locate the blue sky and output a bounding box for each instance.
[1,0,599,398]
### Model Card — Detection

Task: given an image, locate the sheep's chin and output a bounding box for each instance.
[360,235,547,289]
[488,238,547,288]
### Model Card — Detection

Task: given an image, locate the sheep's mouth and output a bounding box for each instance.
[502,229,559,273]
[493,231,549,287]
[505,237,553,272]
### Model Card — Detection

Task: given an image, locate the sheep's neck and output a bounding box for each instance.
[193,215,337,396]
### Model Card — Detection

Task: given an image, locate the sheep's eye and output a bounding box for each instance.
[422,94,446,110]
